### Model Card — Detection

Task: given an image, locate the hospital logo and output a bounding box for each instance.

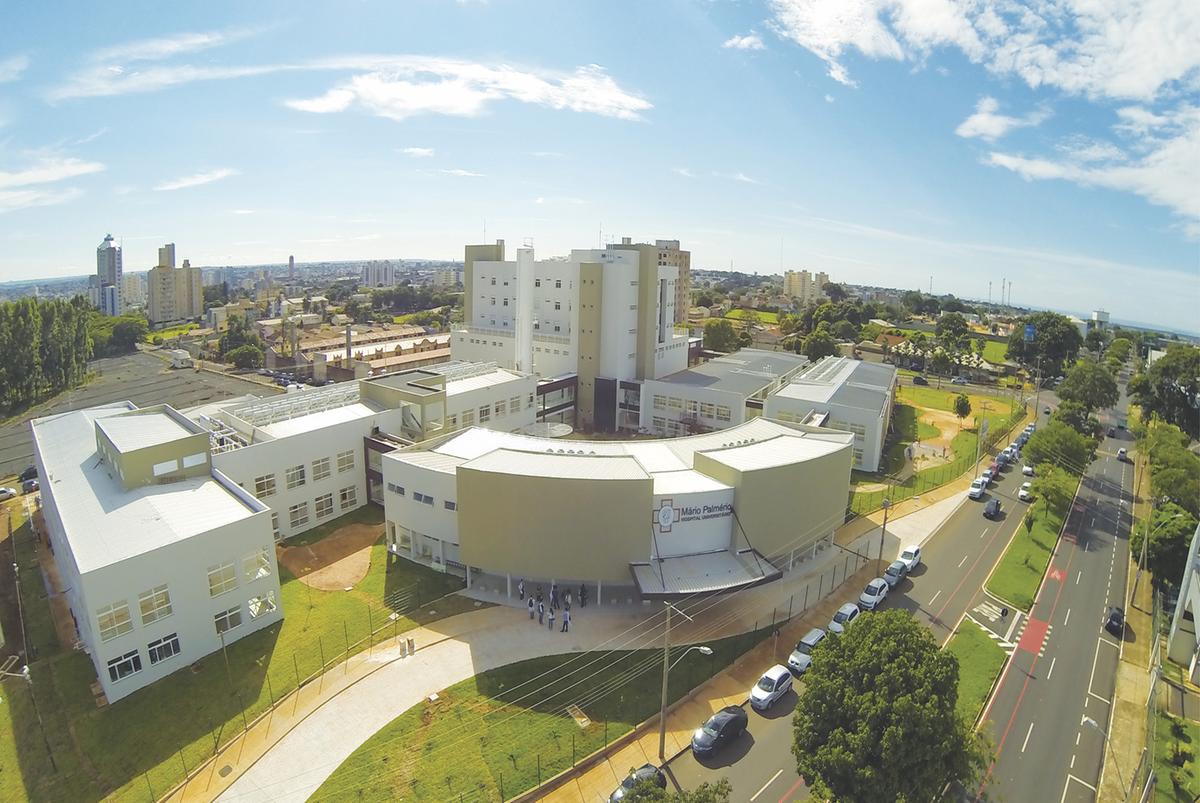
[654,499,681,533]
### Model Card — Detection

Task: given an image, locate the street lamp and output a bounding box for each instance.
[878,498,892,564]
[1082,714,1125,794]
[658,601,712,760]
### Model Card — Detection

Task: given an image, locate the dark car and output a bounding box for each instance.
[691,705,748,758]
[1107,427,1116,437]
[610,764,667,801]
[984,498,1002,519]
[912,375,929,386]
[18,466,37,482]
[22,479,39,494]
[1105,606,1125,637]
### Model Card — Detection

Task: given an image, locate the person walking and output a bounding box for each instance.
[536,587,544,605]
[527,597,535,620]
[537,600,545,625]
[561,608,570,633]
[564,590,572,611]
[550,587,558,611]
[579,583,587,608]
[547,607,555,631]
[518,578,525,601]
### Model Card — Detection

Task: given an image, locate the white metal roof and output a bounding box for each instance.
[445,367,527,396]
[462,449,649,480]
[392,450,465,473]
[258,401,383,439]
[95,410,194,452]
[631,548,780,597]
[652,470,732,496]
[704,433,851,472]
[31,405,262,574]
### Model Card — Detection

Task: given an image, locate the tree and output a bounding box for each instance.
[936,312,969,349]
[930,350,954,376]
[1084,328,1107,353]
[626,778,732,802]
[110,316,149,354]
[1052,400,1102,438]
[859,321,883,342]
[1128,346,1200,438]
[1032,464,1077,514]
[792,610,990,802]
[953,393,972,429]
[704,318,739,352]
[803,329,839,361]
[695,292,714,309]
[1130,502,1198,586]
[822,282,848,303]
[219,314,263,355]
[832,319,858,341]
[226,344,264,370]
[1057,361,1118,412]
[1024,420,1095,475]
[1107,337,1133,362]
[901,290,924,314]
[1005,311,1084,376]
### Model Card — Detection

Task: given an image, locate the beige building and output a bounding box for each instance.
[783,269,830,305]
[148,249,204,327]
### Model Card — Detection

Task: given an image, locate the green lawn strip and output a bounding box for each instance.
[985,500,1066,611]
[917,420,941,440]
[982,340,1008,364]
[944,620,1006,725]
[0,507,471,802]
[724,309,779,324]
[313,628,770,802]
[284,503,383,547]
[1154,710,1200,801]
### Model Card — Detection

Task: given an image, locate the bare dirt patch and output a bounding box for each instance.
[277,522,383,591]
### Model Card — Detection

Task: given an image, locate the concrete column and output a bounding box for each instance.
[597,580,603,606]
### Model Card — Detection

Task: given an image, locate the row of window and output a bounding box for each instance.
[650,396,731,422]
[106,633,181,683]
[288,485,357,528]
[253,450,355,499]
[447,394,534,431]
[387,482,457,511]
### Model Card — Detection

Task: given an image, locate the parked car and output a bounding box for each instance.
[0,487,17,502]
[912,375,929,386]
[691,705,748,758]
[829,602,861,634]
[21,479,39,494]
[1043,406,1052,415]
[610,764,667,801]
[19,465,37,482]
[750,665,794,711]
[984,498,1002,519]
[1022,464,1035,477]
[1107,426,1116,437]
[951,376,969,385]
[1018,482,1034,502]
[968,478,986,500]
[787,628,827,675]
[981,468,994,485]
[996,452,1009,468]
[883,560,909,588]
[898,545,922,571]
[1104,606,1125,637]
[988,461,1001,475]
[859,578,890,611]
[1117,447,1128,462]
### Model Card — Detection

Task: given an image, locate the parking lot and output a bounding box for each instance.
[0,350,279,478]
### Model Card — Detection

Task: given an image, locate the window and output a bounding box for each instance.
[242,548,271,581]
[137,585,173,625]
[289,501,310,528]
[248,592,278,619]
[555,279,562,288]
[387,482,406,496]
[152,459,177,477]
[528,394,535,409]
[700,402,715,419]
[106,650,142,683]
[495,399,506,416]
[853,448,865,465]
[270,512,281,542]
[97,601,133,642]
[479,404,491,423]
[652,416,667,431]
[653,395,667,410]
[311,456,331,482]
[337,450,355,473]
[668,397,683,410]
[315,493,334,519]
[503,298,509,306]
[510,396,521,412]
[686,400,698,414]
[339,486,357,510]
[535,278,541,287]
[207,562,237,597]
[285,464,306,490]
[448,414,458,429]
[254,474,276,499]
[214,606,242,635]
[490,297,496,305]
[444,500,457,511]
[182,452,206,468]
[462,410,476,427]
[554,301,561,310]
[147,634,181,665]
[490,277,496,285]
[414,492,435,506]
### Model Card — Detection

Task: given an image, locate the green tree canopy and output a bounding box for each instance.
[1084,328,1107,353]
[1130,502,1198,587]
[792,610,990,802]
[226,344,264,370]
[1032,464,1077,514]
[1005,311,1084,377]
[1024,420,1095,475]
[626,778,732,802]
[953,393,972,427]
[1128,345,1200,438]
[936,313,969,349]
[832,319,858,341]
[110,317,149,353]
[803,329,839,361]
[219,314,263,356]
[1056,361,1118,412]
[1052,399,1103,439]
[704,318,739,352]
[822,282,848,303]
[1107,337,1133,362]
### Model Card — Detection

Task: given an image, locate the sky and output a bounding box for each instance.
[1,0,1198,332]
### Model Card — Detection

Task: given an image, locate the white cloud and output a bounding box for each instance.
[768,0,903,87]
[955,96,1050,141]
[74,127,110,145]
[401,146,435,157]
[824,94,835,103]
[723,32,766,50]
[154,167,239,191]
[440,168,484,177]
[0,156,106,189]
[673,167,696,178]
[714,171,763,184]
[0,187,83,214]
[0,54,30,83]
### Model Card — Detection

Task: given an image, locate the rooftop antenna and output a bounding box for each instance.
[483,218,487,243]
[929,275,933,294]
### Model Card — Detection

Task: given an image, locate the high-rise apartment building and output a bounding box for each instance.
[783,269,831,305]
[361,260,397,288]
[96,234,124,316]
[147,249,203,327]
[121,273,147,307]
[650,240,691,323]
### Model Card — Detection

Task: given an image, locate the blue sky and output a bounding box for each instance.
[1,0,1197,331]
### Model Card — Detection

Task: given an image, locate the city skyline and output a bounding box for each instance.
[1,1,1197,331]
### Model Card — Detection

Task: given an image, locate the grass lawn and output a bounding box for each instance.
[986,499,1067,611]
[982,340,1008,364]
[1155,711,1200,801]
[0,506,471,802]
[149,323,199,341]
[314,628,770,802]
[725,308,780,325]
[945,620,1007,725]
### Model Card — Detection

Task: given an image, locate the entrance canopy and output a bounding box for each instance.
[631,548,782,600]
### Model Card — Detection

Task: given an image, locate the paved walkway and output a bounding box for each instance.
[198,491,968,803]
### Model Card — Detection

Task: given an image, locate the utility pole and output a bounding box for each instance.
[878,498,892,564]
[658,604,671,760]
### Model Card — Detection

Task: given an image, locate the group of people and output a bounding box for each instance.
[518,579,587,633]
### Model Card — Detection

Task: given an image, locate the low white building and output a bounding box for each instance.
[1168,522,1200,682]
[31,404,283,703]
[765,356,897,472]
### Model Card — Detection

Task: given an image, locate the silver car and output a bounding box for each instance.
[829,602,861,634]
[883,560,908,588]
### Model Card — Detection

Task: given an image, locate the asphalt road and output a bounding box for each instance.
[664,406,1053,802]
[974,386,1134,802]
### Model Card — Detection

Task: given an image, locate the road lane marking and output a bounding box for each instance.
[1076,732,1081,746]
[1089,691,1112,704]
[980,528,988,539]
[930,589,942,606]
[1076,571,1082,585]
[1064,608,1071,627]
[1021,722,1034,753]
[776,776,806,803]
[1047,656,1056,680]
[1070,754,1076,769]
[959,554,969,568]
[751,769,783,801]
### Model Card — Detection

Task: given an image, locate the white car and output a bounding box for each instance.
[898,545,922,572]
[968,478,986,500]
[1117,447,1128,461]
[787,628,827,675]
[859,578,890,611]
[750,664,794,711]
[0,487,17,502]
[1018,482,1034,502]
[1022,464,1035,477]
[981,468,994,485]
[828,602,861,634]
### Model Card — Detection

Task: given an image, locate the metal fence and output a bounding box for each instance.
[1127,589,1163,802]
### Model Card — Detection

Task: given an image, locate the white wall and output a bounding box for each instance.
[445,375,536,433]
[382,460,460,569]
[640,381,746,435]
[650,487,735,558]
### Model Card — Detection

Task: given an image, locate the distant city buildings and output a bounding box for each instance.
[433,267,462,288]
[361,260,397,288]
[96,234,124,316]
[121,273,147,307]
[147,245,203,327]
[783,269,830,306]
[650,239,691,323]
